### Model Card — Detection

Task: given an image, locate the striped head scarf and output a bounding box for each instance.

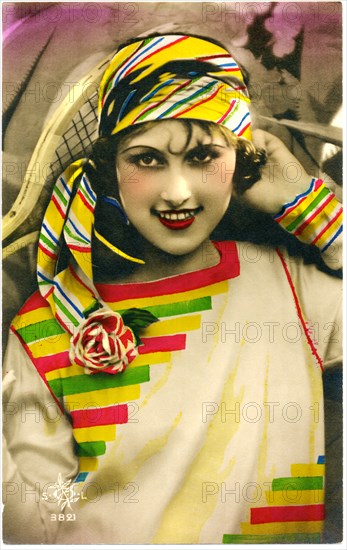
[98,34,252,140]
[37,34,252,333]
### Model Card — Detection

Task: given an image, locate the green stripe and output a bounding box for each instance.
[285,187,330,231]
[39,232,56,251]
[223,533,321,544]
[48,365,150,397]
[64,224,89,245]
[54,184,68,206]
[52,293,80,327]
[17,319,65,344]
[76,441,106,457]
[79,182,95,205]
[272,476,323,491]
[138,76,202,122]
[118,296,212,319]
[222,99,240,126]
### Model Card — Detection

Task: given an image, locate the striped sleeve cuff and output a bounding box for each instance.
[273,178,343,253]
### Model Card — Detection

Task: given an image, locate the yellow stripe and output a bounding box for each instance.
[290,464,325,477]
[12,307,52,330]
[105,280,228,311]
[283,182,326,224]
[94,229,145,264]
[265,490,324,506]
[65,384,140,409]
[73,424,116,443]
[46,364,85,381]
[29,333,71,357]
[298,200,341,242]
[130,351,171,368]
[241,521,323,535]
[79,456,98,472]
[315,212,343,248]
[60,268,98,312]
[142,314,201,337]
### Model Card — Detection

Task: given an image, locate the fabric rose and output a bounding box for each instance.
[70,307,138,374]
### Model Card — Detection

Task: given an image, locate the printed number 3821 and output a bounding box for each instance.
[51,513,76,521]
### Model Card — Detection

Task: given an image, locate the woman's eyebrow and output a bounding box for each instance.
[118,145,163,154]
[119,142,228,155]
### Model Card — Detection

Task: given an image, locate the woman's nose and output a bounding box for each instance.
[160,172,192,207]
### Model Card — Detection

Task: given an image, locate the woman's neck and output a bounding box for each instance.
[95,239,220,284]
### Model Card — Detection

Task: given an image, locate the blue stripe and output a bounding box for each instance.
[65,217,90,244]
[37,271,83,318]
[42,222,59,245]
[75,472,89,482]
[115,37,165,84]
[317,455,325,464]
[58,176,72,196]
[231,111,250,133]
[158,80,217,118]
[220,63,238,67]
[141,79,175,102]
[118,89,137,121]
[81,175,96,202]
[274,179,315,219]
[320,224,343,253]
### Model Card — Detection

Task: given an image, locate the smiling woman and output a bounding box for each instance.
[3,32,343,545]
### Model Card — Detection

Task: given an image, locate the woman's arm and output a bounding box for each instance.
[239,129,342,270]
[2,332,79,544]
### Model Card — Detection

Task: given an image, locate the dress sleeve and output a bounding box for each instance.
[2,331,79,544]
[279,249,342,371]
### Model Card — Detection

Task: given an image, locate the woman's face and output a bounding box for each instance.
[115,120,236,258]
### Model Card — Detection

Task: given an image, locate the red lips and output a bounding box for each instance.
[159,216,196,230]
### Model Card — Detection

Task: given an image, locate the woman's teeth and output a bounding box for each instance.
[158,210,197,221]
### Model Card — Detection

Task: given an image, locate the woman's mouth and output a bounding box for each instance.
[154,208,202,230]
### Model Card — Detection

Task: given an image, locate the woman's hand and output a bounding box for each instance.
[238,129,312,215]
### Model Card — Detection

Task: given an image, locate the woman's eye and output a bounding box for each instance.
[129,153,164,167]
[187,148,218,164]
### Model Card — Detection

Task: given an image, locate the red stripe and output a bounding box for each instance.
[275,181,325,223]
[38,242,58,260]
[123,36,188,79]
[294,194,334,235]
[68,244,92,253]
[10,327,65,413]
[52,195,67,219]
[251,504,325,524]
[35,351,71,374]
[139,334,186,354]
[101,41,144,106]
[70,404,128,428]
[311,207,343,245]
[18,291,49,314]
[218,99,236,124]
[77,190,95,213]
[238,121,251,136]
[96,241,239,301]
[69,264,96,294]
[132,78,192,124]
[173,85,223,118]
[276,250,323,372]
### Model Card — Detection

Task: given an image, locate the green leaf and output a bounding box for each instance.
[122,308,158,330]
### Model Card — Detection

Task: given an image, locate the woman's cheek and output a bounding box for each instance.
[118,169,158,206]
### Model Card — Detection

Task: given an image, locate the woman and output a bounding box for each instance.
[3,34,342,544]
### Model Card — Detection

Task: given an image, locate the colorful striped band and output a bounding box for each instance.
[274,178,343,253]
[98,34,252,140]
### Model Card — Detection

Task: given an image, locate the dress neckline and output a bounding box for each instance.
[95,241,240,302]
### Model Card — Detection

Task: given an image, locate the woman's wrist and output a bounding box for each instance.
[273,178,343,253]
